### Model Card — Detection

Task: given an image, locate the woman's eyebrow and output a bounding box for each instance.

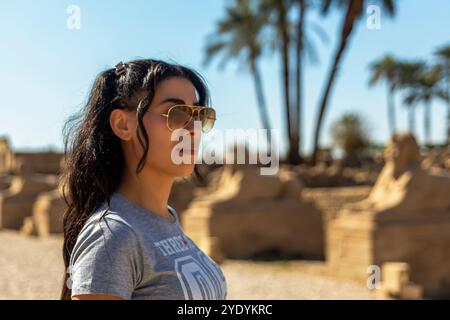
[159,97,200,106]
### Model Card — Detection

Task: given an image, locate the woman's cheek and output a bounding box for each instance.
[143,120,195,175]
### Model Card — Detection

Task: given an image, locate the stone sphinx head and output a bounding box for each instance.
[384,133,420,174]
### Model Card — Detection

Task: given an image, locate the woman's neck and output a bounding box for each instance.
[116,165,174,220]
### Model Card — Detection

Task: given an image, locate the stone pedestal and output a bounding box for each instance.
[328,209,450,298]
[327,133,450,298]
[182,165,324,260]
[0,161,56,229]
[31,187,66,236]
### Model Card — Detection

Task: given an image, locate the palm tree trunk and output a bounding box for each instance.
[294,0,306,162]
[408,106,416,136]
[387,85,396,135]
[424,101,432,147]
[446,70,450,145]
[311,0,363,165]
[277,1,300,164]
[250,61,272,150]
[447,97,450,145]
[447,101,450,145]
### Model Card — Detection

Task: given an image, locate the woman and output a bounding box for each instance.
[60,59,227,300]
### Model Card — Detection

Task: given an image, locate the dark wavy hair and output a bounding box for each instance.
[60,59,210,300]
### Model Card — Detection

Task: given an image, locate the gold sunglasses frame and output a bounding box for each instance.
[159,104,216,133]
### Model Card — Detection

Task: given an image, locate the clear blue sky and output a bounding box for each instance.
[0,0,449,156]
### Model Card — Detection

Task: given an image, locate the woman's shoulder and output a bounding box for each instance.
[82,203,136,234]
[69,204,144,300]
[72,205,140,258]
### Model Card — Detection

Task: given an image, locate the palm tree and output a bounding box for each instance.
[368,54,401,135]
[330,112,371,167]
[259,0,301,163]
[203,0,273,147]
[293,0,307,162]
[434,44,450,144]
[259,0,326,164]
[403,64,446,146]
[311,0,396,165]
[292,0,327,161]
[395,61,424,135]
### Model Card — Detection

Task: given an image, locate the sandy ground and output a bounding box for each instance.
[0,230,64,299]
[0,229,380,300]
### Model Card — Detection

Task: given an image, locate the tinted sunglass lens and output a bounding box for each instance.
[168,105,192,130]
[200,108,216,133]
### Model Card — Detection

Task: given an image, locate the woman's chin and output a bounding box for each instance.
[175,163,196,177]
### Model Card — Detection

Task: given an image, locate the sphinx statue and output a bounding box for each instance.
[182,159,324,262]
[341,133,450,216]
[327,132,450,298]
[0,160,56,229]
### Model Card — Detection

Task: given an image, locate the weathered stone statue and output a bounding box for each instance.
[182,163,324,263]
[0,160,56,229]
[327,133,450,298]
[0,137,15,174]
[346,133,450,214]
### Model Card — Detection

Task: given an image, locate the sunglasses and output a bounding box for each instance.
[158,104,216,133]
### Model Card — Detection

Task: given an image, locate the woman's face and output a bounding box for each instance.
[110,76,202,178]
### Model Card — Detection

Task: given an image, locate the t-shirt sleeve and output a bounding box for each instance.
[69,214,142,300]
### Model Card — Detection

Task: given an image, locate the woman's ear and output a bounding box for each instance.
[109,109,134,141]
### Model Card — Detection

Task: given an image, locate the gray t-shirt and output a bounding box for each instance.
[69,191,227,300]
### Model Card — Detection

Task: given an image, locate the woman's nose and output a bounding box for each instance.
[186,110,201,133]
[193,109,201,121]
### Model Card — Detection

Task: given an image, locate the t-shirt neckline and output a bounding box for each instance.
[111,191,178,225]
